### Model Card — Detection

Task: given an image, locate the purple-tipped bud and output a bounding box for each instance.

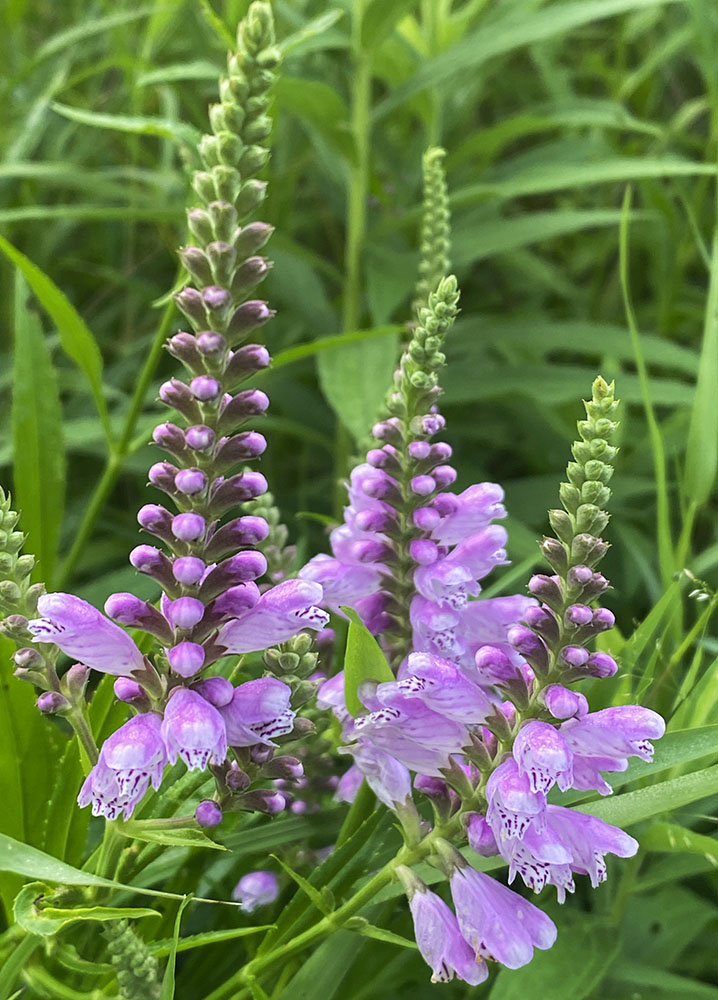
[354,508,396,532]
[566,604,593,627]
[209,472,268,515]
[227,762,251,791]
[542,684,588,719]
[175,286,206,326]
[433,465,457,488]
[214,431,267,471]
[372,417,402,444]
[592,608,615,631]
[196,331,227,359]
[523,605,559,643]
[159,378,202,422]
[13,647,43,670]
[466,813,498,857]
[185,425,216,452]
[241,789,286,814]
[203,285,232,315]
[351,540,392,564]
[137,504,174,541]
[234,221,274,256]
[105,593,174,644]
[113,677,149,706]
[203,516,269,560]
[153,422,186,455]
[431,442,453,461]
[62,664,90,701]
[559,645,589,668]
[167,332,200,368]
[168,641,206,677]
[167,597,205,630]
[413,506,441,531]
[366,447,397,470]
[568,565,593,586]
[420,413,445,436]
[264,756,304,780]
[199,551,267,601]
[130,546,176,591]
[227,300,275,341]
[148,462,177,492]
[410,538,439,565]
[217,389,270,433]
[173,556,206,585]
[528,574,563,608]
[411,475,436,496]
[196,799,223,827]
[175,468,208,496]
[209,583,261,620]
[37,691,70,715]
[473,646,518,683]
[409,441,431,460]
[507,626,549,673]
[190,376,221,402]
[171,512,206,542]
[193,676,234,707]
[225,343,271,384]
[431,493,459,517]
[586,651,618,677]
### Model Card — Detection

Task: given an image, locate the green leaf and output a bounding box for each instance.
[360,0,416,50]
[149,925,276,958]
[374,0,689,120]
[14,882,159,936]
[118,819,227,851]
[271,855,333,915]
[317,331,399,440]
[0,933,42,1000]
[490,918,620,1000]
[640,822,718,863]
[280,10,346,57]
[277,930,365,1000]
[272,325,401,370]
[274,77,355,163]
[685,229,718,506]
[11,272,66,585]
[578,764,718,828]
[137,59,220,87]
[342,607,395,716]
[346,917,417,949]
[609,961,718,998]
[0,235,111,443]
[51,102,200,146]
[160,895,192,1000]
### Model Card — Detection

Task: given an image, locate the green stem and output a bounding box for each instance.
[57,299,176,588]
[67,707,99,770]
[335,1,372,514]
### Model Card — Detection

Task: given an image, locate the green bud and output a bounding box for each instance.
[212,165,242,203]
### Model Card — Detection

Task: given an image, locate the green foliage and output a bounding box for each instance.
[2,0,718,996]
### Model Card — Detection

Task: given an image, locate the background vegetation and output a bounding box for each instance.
[1,0,718,997]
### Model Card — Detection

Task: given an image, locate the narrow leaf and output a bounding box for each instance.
[342,607,395,716]
[160,895,192,1000]
[14,882,159,936]
[685,229,718,505]
[271,855,332,915]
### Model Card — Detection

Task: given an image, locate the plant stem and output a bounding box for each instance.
[335,1,372,515]
[67,706,99,770]
[57,298,177,589]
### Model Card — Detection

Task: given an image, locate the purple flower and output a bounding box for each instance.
[486,758,546,841]
[414,525,508,609]
[431,483,506,546]
[233,871,279,911]
[450,866,557,969]
[335,763,364,803]
[339,739,412,809]
[561,706,665,763]
[513,721,573,794]
[408,887,488,985]
[217,579,329,654]
[218,677,295,746]
[298,553,380,612]
[78,713,167,820]
[161,688,227,770]
[28,593,144,676]
[394,652,493,725]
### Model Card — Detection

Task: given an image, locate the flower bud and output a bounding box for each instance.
[507,625,549,675]
[113,677,150,708]
[152,422,186,456]
[217,389,270,433]
[523,605,559,644]
[173,556,206,585]
[159,378,203,423]
[199,551,267,601]
[408,441,431,460]
[166,332,201,370]
[528,574,563,610]
[130,546,178,593]
[565,604,593,627]
[105,593,174,644]
[208,472,268,515]
[37,691,70,715]
[239,789,286,814]
[372,417,402,444]
[171,512,206,542]
[559,645,589,668]
[465,813,498,856]
[214,431,267,472]
[203,285,233,326]
[413,506,441,531]
[542,684,588,719]
[167,597,205,630]
[234,221,274,257]
[175,468,208,496]
[227,301,275,343]
[196,799,223,827]
[179,246,213,285]
[185,425,216,452]
[263,756,304,780]
[148,462,177,492]
[410,475,436,497]
[137,504,174,543]
[586,651,618,677]
[190,375,221,402]
[193,676,234,707]
[225,343,271,386]
[203,515,269,560]
[432,465,457,489]
[409,539,439,565]
[230,256,272,300]
[13,646,43,670]
[196,331,227,360]
[168,641,206,677]
[175,286,207,328]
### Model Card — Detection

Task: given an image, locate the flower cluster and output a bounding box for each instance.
[14,2,328,825]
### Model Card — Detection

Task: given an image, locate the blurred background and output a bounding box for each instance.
[2,0,718,995]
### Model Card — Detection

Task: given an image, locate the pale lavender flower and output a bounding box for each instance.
[233,871,279,911]
[408,887,488,985]
[450,865,557,969]
[28,593,144,676]
[218,676,295,746]
[513,720,574,794]
[77,713,167,820]
[161,688,227,770]
[486,758,546,841]
[217,579,329,653]
[338,739,412,809]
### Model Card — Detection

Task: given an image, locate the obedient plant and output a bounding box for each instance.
[0,5,674,998]
[8,2,328,831]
